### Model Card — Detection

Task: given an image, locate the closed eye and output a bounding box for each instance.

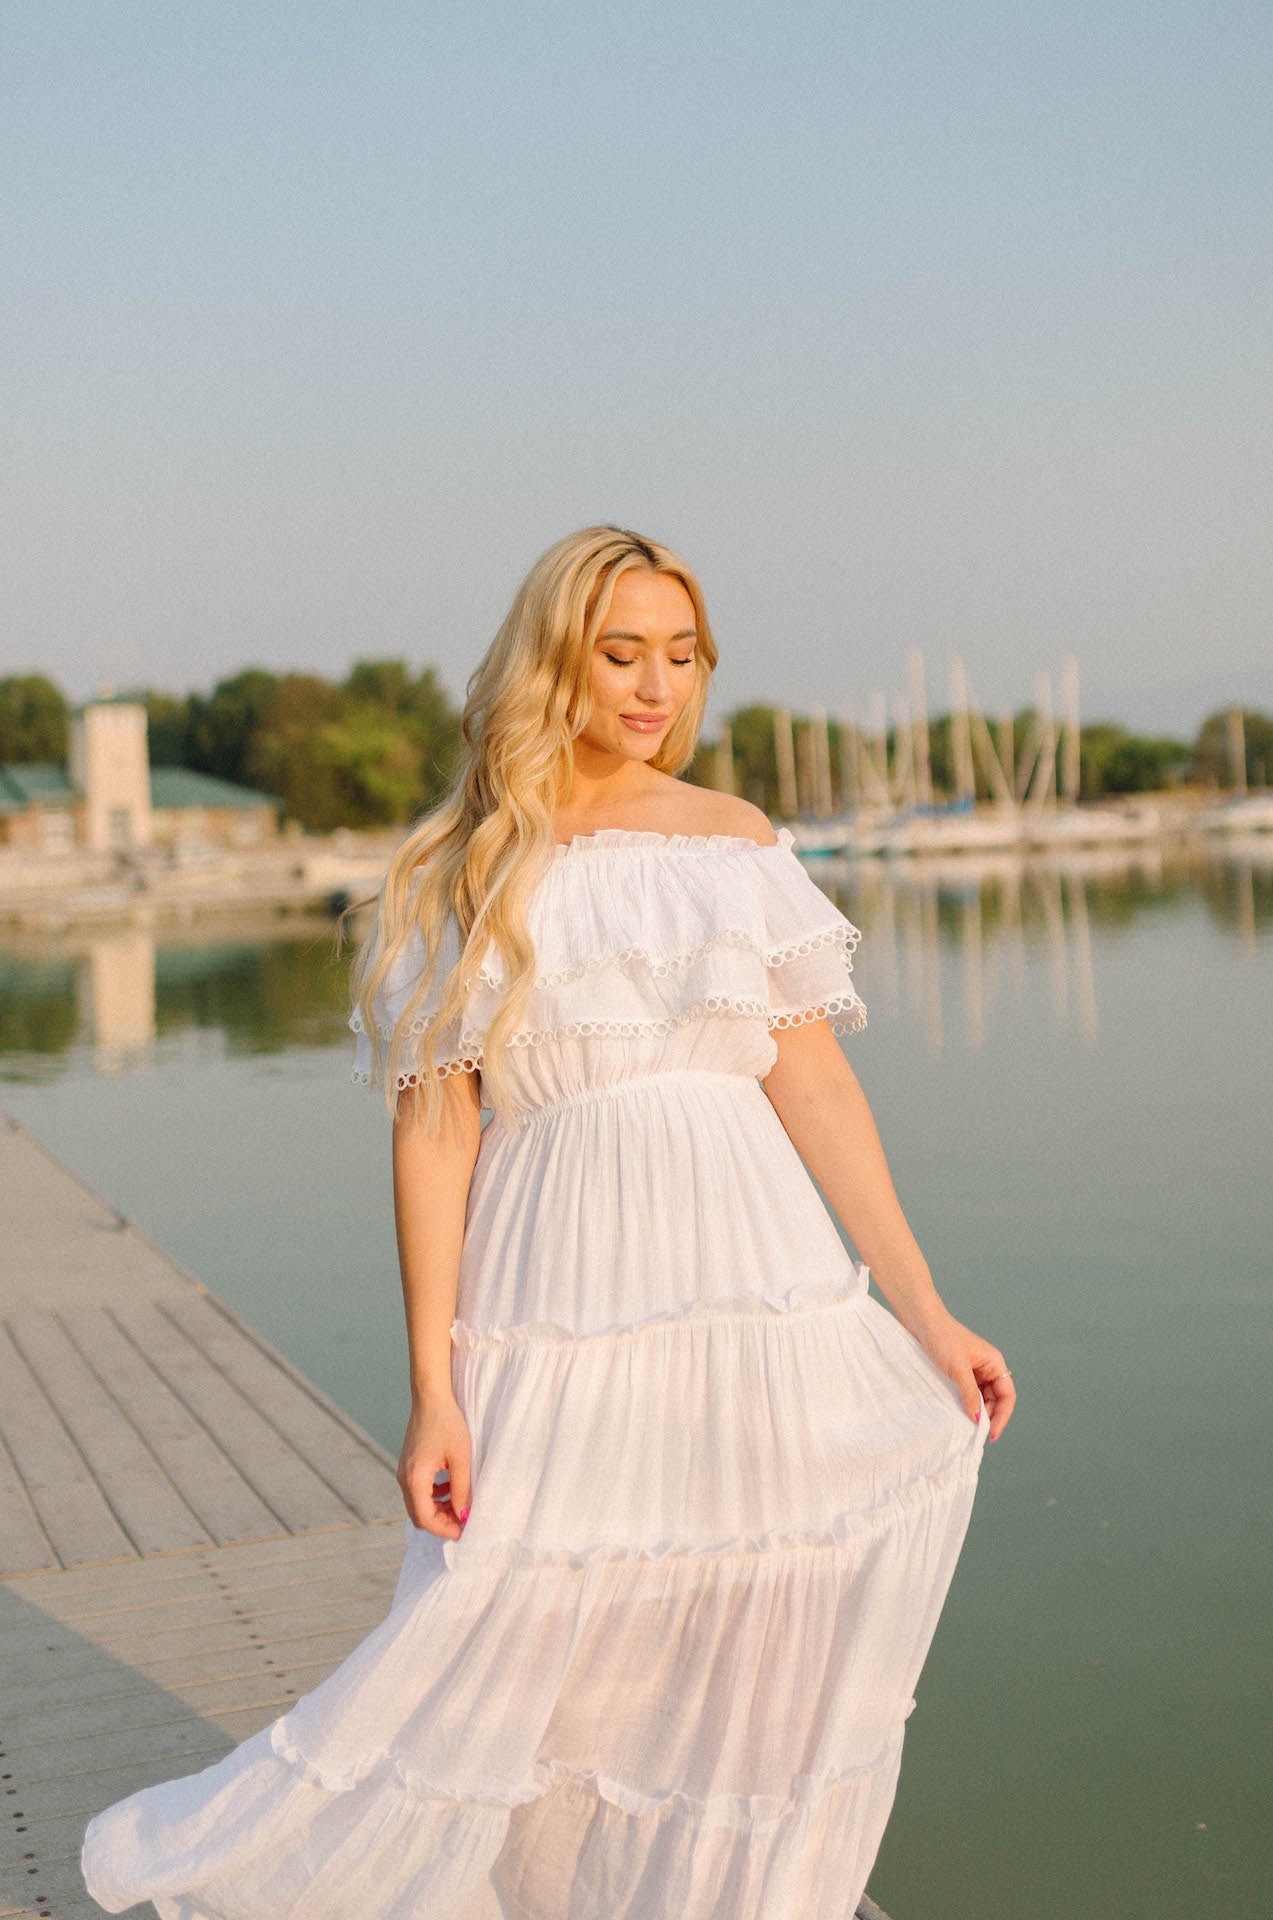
[603,653,696,668]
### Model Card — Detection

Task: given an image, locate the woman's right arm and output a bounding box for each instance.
[391,1067,483,1537]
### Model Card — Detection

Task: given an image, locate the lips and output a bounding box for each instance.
[620,714,669,730]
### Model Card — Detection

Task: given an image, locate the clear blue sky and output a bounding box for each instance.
[5,2,1271,734]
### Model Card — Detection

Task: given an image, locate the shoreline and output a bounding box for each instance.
[1,795,1268,934]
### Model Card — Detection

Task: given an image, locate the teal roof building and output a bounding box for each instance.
[0,700,280,852]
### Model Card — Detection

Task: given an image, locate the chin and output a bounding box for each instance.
[618,735,663,761]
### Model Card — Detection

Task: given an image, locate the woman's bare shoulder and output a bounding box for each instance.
[687,792,780,847]
[615,771,775,847]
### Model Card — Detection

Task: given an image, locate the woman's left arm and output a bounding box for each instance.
[762,1017,1017,1442]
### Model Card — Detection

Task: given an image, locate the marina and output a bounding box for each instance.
[0,826,1267,1918]
[5,5,1267,1905]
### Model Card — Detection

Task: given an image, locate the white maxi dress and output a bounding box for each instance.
[81,825,986,1920]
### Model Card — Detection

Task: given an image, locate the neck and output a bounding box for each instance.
[558,758,664,820]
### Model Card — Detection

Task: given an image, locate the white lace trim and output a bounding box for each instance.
[350,990,867,1089]
[551,826,798,859]
[472,920,861,992]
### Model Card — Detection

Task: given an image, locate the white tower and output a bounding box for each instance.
[69,697,153,851]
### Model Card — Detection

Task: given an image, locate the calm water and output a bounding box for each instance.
[2,842,1269,1920]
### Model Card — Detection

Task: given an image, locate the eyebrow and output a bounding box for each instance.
[597,629,697,642]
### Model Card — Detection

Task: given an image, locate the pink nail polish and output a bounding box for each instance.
[457,1505,471,1523]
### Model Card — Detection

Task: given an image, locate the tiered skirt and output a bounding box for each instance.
[82,1068,985,1919]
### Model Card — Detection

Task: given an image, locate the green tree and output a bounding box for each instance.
[314,707,426,827]
[0,674,68,762]
[187,670,280,785]
[1079,723,1191,796]
[135,690,192,766]
[344,660,414,713]
[342,660,462,807]
[246,675,345,825]
[726,705,781,812]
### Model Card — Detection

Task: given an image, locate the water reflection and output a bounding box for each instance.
[790,838,1268,1055]
[82,927,156,1071]
[0,842,1268,1079]
[0,921,353,1081]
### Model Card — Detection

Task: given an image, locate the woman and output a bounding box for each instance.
[82,524,1015,1919]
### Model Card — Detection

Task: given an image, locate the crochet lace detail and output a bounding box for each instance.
[474,920,861,992]
[552,826,797,858]
[349,989,867,1088]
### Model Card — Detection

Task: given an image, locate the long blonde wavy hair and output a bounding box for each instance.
[344,525,718,1132]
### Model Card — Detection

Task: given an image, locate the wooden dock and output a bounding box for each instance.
[0,1113,404,1918]
[0,1111,890,1920]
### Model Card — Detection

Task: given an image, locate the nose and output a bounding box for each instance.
[634,656,675,704]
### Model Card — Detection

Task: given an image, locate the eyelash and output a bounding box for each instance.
[604,653,695,669]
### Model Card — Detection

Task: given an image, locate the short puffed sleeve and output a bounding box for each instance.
[350,899,475,1091]
[753,828,867,1037]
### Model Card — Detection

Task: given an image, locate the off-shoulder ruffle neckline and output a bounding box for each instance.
[553,825,796,858]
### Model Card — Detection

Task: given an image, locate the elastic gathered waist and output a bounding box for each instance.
[496,1067,765,1131]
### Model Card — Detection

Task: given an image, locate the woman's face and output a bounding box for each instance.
[580,567,699,763]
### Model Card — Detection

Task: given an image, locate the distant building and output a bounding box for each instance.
[0,696,281,852]
[69,697,152,850]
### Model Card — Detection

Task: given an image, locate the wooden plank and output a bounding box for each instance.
[0,1432,56,1580]
[0,1891,113,1920]
[0,1839,100,1886]
[4,1848,158,1915]
[3,1611,388,1729]
[122,1618,378,1690]
[108,1298,357,1534]
[38,1543,400,1625]
[62,1306,284,1549]
[0,1325,132,1570]
[96,1605,378,1676]
[14,1719,237,1783]
[0,1605,244,1666]
[75,1568,401,1657]
[39,1903,125,1920]
[7,1564,402,1678]
[163,1290,400,1522]
[18,1901,118,1920]
[6,1312,210,1559]
[6,1514,402,1609]
[203,1703,291,1741]
[9,1685,223,1757]
[2,1633,255,1716]
[162,1652,376,1716]
[11,1673,301,1757]
[0,1118,193,1315]
[156,1272,397,1473]
[4,1624,382,1722]
[0,1874,46,1918]
[158,1546,402,1609]
[2,1807,138,1863]
[5,1756,229,1822]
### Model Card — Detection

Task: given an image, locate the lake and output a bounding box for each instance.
[2,836,1269,1920]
